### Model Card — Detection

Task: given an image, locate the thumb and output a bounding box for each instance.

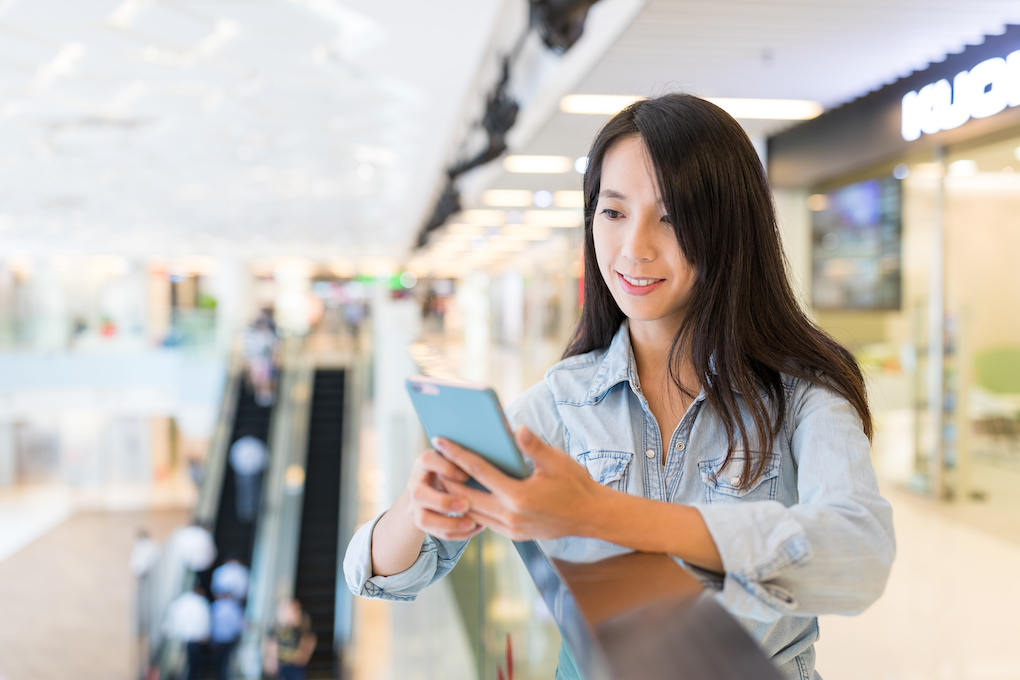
[515,426,552,464]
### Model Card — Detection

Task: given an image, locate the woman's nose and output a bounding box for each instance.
[620,218,658,262]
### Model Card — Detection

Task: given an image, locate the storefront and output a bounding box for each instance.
[768,25,1020,527]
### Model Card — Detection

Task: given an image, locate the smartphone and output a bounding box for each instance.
[405,375,530,490]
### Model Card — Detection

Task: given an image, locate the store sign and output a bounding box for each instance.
[901,51,1020,141]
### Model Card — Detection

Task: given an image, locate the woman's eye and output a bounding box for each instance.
[601,208,622,219]
[662,214,673,225]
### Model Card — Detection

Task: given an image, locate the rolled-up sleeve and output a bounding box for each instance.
[692,384,896,623]
[343,380,565,602]
[343,511,470,602]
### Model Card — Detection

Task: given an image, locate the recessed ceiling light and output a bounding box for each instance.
[503,155,573,174]
[532,190,553,208]
[574,157,588,174]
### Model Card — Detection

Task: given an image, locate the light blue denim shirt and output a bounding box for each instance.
[344,323,896,680]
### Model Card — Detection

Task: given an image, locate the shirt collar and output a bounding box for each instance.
[586,321,714,403]
[587,322,641,402]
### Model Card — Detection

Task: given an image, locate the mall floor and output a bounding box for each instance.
[2,349,1020,680]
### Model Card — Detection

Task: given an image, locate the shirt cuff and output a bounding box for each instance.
[343,512,439,602]
[692,502,813,622]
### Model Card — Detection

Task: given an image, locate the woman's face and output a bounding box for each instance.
[593,135,696,338]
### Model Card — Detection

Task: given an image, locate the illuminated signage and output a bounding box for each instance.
[901,51,1020,141]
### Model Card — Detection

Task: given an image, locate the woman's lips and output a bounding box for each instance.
[616,271,664,296]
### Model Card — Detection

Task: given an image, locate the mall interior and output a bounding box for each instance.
[2,1,1020,679]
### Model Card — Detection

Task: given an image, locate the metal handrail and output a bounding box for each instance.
[512,542,784,680]
[139,346,245,679]
[236,336,314,678]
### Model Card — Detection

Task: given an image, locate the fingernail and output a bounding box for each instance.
[520,427,533,444]
[451,499,468,513]
[431,436,444,450]
[460,519,475,530]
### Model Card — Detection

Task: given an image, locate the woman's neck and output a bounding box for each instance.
[628,318,699,395]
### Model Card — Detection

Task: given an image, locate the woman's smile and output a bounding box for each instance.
[616,270,665,295]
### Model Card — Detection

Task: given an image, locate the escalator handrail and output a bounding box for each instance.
[236,337,315,678]
[140,345,245,679]
[512,541,785,680]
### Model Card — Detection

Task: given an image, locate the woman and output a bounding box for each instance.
[344,93,895,679]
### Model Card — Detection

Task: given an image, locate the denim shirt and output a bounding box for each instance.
[344,323,896,680]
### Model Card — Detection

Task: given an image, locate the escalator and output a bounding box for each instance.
[197,381,274,679]
[292,369,346,679]
[211,382,273,570]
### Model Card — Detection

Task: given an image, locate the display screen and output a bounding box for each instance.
[811,177,902,310]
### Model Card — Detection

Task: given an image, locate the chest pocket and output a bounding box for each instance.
[698,452,780,504]
[576,450,633,493]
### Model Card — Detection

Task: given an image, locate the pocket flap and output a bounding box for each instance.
[698,452,779,497]
[576,450,633,485]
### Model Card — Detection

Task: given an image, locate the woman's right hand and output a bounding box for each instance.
[405,448,485,542]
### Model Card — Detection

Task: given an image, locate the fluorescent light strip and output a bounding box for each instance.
[503,155,573,174]
[482,190,534,207]
[706,98,822,120]
[523,209,583,227]
[560,94,644,114]
[559,94,822,120]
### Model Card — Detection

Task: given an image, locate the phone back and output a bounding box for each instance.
[406,377,529,479]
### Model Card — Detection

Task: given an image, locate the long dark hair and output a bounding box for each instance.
[564,93,871,488]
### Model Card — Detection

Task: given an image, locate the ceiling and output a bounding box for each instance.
[2,0,1020,266]
[0,0,503,260]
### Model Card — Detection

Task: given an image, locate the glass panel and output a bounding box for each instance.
[943,133,1020,540]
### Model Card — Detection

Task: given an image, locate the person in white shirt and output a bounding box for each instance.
[211,557,250,601]
[229,435,269,523]
[164,586,211,680]
[173,523,217,572]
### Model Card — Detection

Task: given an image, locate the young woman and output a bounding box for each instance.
[345,93,895,679]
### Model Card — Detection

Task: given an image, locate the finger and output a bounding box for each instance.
[432,437,519,497]
[410,478,471,515]
[415,508,479,540]
[463,510,517,540]
[444,479,508,519]
[418,449,470,482]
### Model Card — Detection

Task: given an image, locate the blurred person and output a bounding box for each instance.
[164,585,211,680]
[174,521,217,572]
[187,455,205,490]
[130,529,161,580]
[263,599,317,680]
[211,556,250,601]
[130,530,161,679]
[209,593,245,680]
[229,435,268,523]
[243,309,278,407]
[346,94,895,680]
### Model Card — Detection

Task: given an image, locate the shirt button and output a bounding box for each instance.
[675,441,685,451]
[645,449,655,459]
[730,476,741,486]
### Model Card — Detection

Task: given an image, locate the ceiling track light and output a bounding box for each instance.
[414,0,609,249]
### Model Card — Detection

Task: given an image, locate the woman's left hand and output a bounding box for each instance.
[433,426,602,542]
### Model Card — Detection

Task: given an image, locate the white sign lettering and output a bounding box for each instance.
[901,51,1020,141]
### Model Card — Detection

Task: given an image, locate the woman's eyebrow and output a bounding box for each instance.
[599,189,626,200]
